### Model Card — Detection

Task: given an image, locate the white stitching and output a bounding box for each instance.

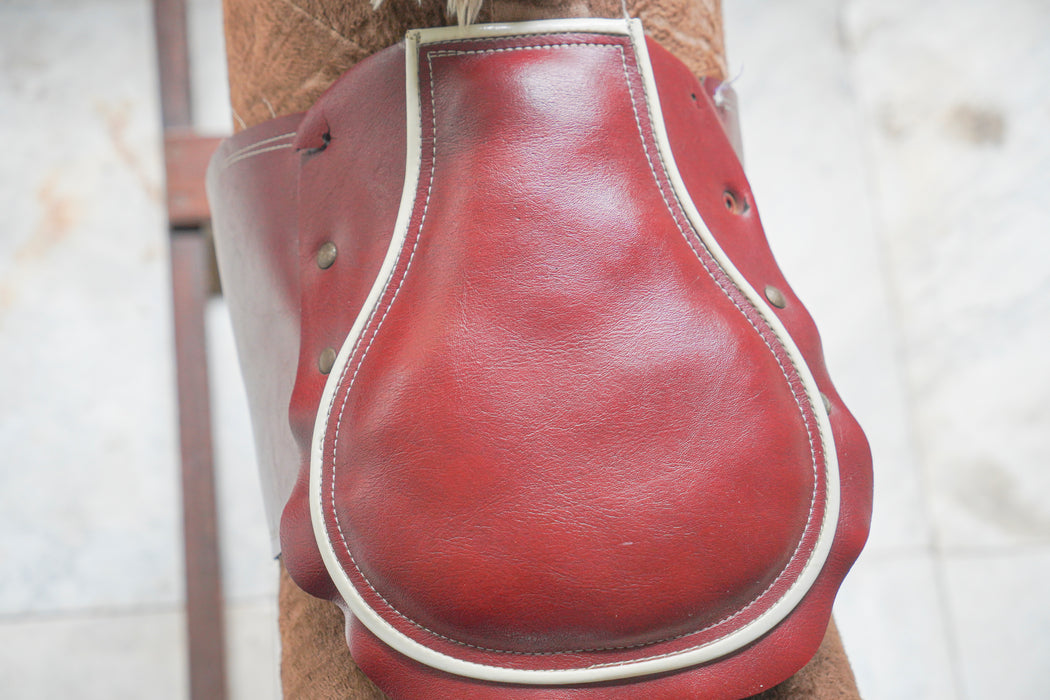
[428,34,616,48]
[224,131,298,161]
[222,141,295,169]
[428,41,622,58]
[323,39,824,663]
[328,38,821,661]
[325,45,441,649]
[609,40,823,647]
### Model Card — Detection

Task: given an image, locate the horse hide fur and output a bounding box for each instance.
[371,0,485,26]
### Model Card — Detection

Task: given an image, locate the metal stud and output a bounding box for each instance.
[318,347,336,374]
[316,242,337,269]
[764,285,787,309]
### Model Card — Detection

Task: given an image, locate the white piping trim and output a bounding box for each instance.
[309,18,840,686]
[626,3,842,654]
[225,131,297,161]
[407,17,632,44]
[222,142,295,169]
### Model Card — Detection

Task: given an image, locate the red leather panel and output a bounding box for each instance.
[319,30,825,666]
[207,21,872,700]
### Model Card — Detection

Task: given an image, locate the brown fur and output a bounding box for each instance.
[224,0,725,129]
[278,561,386,698]
[278,561,860,699]
[223,0,446,129]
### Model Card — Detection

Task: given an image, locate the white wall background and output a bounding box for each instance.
[1,1,1047,697]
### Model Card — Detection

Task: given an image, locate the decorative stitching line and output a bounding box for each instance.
[429,41,623,58]
[423,33,622,48]
[608,39,824,646]
[322,38,824,664]
[324,42,442,651]
[225,130,298,160]
[625,49,835,609]
[222,141,295,169]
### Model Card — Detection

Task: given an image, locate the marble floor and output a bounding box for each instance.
[1,0,1047,697]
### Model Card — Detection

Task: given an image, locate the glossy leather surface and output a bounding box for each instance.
[206,114,302,547]
[207,19,872,700]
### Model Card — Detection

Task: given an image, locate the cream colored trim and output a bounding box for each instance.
[625,6,842,656]
[224,131,297,161]
[310,18,840,686]
[406,17,632,45]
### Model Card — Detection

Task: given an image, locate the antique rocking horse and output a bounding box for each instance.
[206,0,873,696]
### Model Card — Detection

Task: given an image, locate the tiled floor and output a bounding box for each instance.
[726,1,1050,697]
[1,1,279,697]
[1,1,1046,698]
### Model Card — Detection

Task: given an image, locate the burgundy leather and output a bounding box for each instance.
[206,113,303,545]
[207,21,872,700]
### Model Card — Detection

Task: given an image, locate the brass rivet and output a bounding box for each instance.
[317,242,337,269]
[821,393,832,413]
[764,285,787,309]
[318,347,336,374]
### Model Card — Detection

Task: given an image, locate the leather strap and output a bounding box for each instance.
[206,112,302,552]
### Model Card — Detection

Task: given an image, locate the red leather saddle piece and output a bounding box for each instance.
[207,19,872,700]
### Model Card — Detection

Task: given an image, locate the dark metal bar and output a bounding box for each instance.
[170,232,228,700]
[152,1,228,698]
[152,0,193,129]
[164,132,223,227]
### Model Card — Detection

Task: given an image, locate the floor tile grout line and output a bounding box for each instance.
[834,1,965,697]
[0,595,278,625]
[0,603,182,624]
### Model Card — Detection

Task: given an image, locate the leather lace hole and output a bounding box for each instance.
[723,190,748,215]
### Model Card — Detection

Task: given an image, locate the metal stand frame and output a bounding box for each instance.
[151,1,228,696]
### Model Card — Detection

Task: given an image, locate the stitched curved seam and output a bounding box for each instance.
[325,45,442,647]
[424,32,626,47]
[428,41,622,58]
[624,36,830,546]
[323,41,821,661]
[324,43,673,659]
[223,141,295,169]
[612,39,825,638]
[224,131,298,161]
[329,41,819,659]
[222,138,296,167]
